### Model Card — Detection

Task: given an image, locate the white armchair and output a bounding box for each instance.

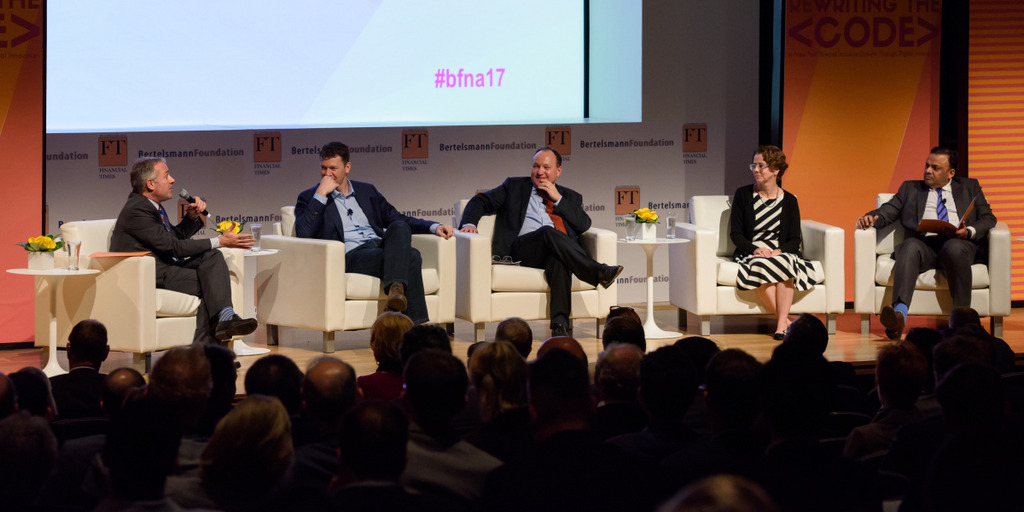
[35,219,245,372]
[669,195,845,336]
[853,193,1011,337]
[254,206,455,353]
[453,199,618,342]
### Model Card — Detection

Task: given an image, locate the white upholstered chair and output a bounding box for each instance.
[453,199,618,342]
[254,206,455,353]
[853,193,1011,337]
[669,195,845,335]
[35,219,245,372]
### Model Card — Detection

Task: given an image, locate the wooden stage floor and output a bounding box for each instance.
[3,306,1023,390]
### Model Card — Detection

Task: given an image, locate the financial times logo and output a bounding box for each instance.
[402,131,428,159]
[683,124,707,153]
[615,187,640,215]
[254,133,281,162]
[98,137,128,167]
[545,127,571,156]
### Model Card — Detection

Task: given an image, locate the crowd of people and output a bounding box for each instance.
[0,304,1021,512]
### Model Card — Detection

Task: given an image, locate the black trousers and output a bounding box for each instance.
[346,220,428,324]
[891,235,978,309]
[510,226,604,329]
[157,249,233,344]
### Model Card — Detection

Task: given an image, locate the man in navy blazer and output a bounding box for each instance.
[857,146,997,340]
[294,142,453,324]
[458,147,622,336]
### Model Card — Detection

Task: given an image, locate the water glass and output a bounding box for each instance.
[250,223,263,251]
[624,218,637,241]
[665,212,678,239]
[66,240,82,271]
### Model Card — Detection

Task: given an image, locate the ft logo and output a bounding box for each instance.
[402,130,428,159]
[615,187,640,215]
[683,124,707,152]
[254,133,281,162]
[98,137,128,167]
[545,127,571,156]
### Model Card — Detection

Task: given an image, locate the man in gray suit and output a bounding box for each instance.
[856,146,997,340]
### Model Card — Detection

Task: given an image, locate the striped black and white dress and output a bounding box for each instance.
[735,190,820,291]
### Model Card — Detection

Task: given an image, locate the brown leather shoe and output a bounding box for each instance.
[386,283,407,312]
[880,305,905,341]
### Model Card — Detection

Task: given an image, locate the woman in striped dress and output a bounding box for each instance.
[729,145,821,340]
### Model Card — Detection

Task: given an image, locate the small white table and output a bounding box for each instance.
[8,268,100,376]
[617,238,688,339]
[235,249,278,356]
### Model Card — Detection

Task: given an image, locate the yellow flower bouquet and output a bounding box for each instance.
[631,208,659,224]
[17,234,65,252]
[215,220,246,234]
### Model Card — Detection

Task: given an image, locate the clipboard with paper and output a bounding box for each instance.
[917,195,976,234]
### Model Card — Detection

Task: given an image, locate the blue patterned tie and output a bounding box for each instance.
[158,205,172,231]
[935,188,948,222]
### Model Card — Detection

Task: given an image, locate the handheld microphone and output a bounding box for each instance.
[347,209,353,216]
[178,189,211,218]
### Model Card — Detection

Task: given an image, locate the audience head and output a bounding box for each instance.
[932,333,992,383]
[469,341,527,422]
[370,311,413,370]
[529,348,593,438]
[102,367,146,418]
[147,345,212,429]
[245,354,304,416]
[466,341,486,360]
[761,347,832,438]
[103,394,182,501]
[0,372,16,420]
[536,335,588,365]
[594,343,644,403]
[302,356,359,426]
[936,362,1005,432]
[0,412,59,510]
[10,367,56,420]
[659,474,779,512]
[199,344,239,434]
[948,307,981,330]
[601,314,647,352]
[399,323,452,367]
[495,317,534,358]
[337,401,409,484]
[704,349,763,430]
[905,327,942,391]
[639,345,701,424]
[66,319,110,368]
[607,305,643,325]
[402,350,468,434]
[782,313,829,355]
[201,395,294,510]
[674,336,721,383]
[875,342,928,410]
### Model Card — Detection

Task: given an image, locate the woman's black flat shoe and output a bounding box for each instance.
[772,332,786,341]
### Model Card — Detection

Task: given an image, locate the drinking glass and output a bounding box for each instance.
[665,212,678,239]
[624,218,637,241]
[66,240,82,271]
[250,223,263,252]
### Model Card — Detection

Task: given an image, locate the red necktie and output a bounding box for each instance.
[544,198,567,235]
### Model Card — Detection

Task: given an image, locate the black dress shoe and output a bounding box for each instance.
[215,315,258,340]
[772,332,786,341]
[598,265,624,289]
[551,324,573,337]
[880,305,905,341]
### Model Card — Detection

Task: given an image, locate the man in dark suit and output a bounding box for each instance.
[294,142,454,324]
[110,157,257,343]
[857,146,997,340]
[458,147,622,336]
[49,319,110,420]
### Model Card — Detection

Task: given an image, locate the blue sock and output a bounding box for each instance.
[218,307,236,322]
[893,302,908,322]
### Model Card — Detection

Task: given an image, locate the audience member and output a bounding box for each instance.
[464,341,532,462]
[0,371,17,420]
[50,319,109,420]
[483,349,657,512]
[535,335,588,364]
[658,474,779,512]
[289,356,361,490]
[146,346,213,476]
[601,314,647,352]
[401,350,501,505]
[674,336,721,435]
[245,353,304,416]
[359,312,413,402]
[607,304,643,325]
[466,341,486,360]
[399,323,452,366]
[0,411,59,512]
[494,317,534,358]
[844,342,928,460]
[11,366,58,420]
[196,343,237,437]
[593,343,648,440]
[783,313,856,388]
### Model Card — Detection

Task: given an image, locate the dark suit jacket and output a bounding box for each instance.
[110,192,211,264]
[458,177,592,257]
[50,367,105,420]
[294,181,434,241]
[729,184,804,259]
[866,177,997,245]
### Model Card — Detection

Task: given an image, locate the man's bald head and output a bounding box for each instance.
[537,336,588,366]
